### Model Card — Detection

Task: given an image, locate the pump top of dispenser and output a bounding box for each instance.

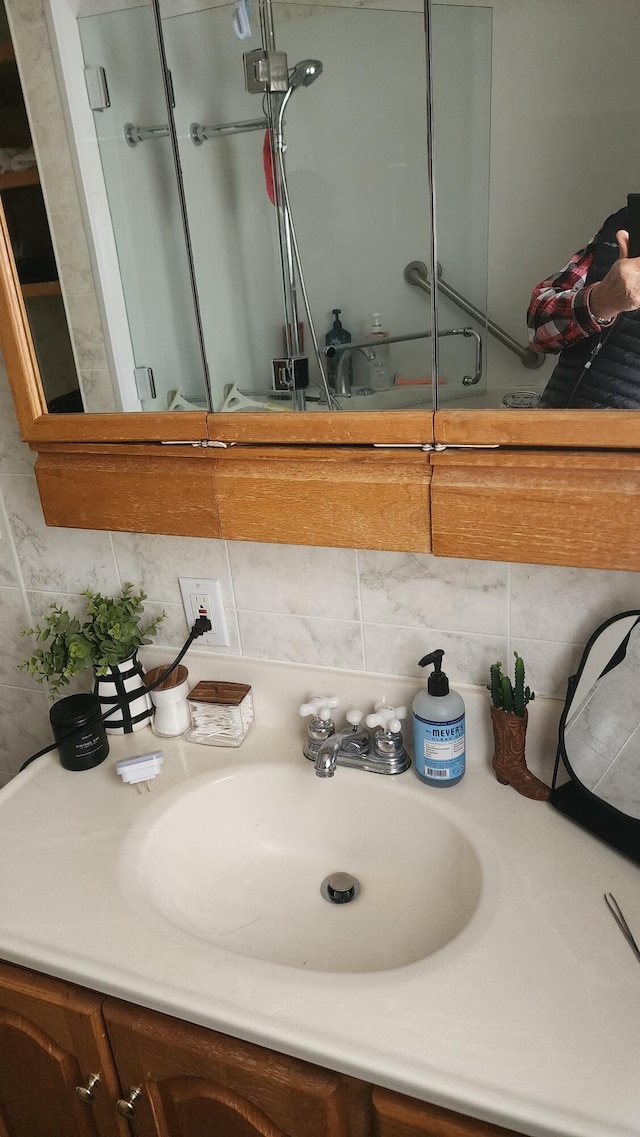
[418,649,449,696]
[325,309,351,346]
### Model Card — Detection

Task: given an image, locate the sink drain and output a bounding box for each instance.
[320,872,360,904]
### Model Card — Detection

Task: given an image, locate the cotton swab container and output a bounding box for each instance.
[186,680,254,747]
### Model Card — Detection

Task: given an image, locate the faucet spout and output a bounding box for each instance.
[313,718,371,777]
[314,736,341,778]
[334,345,376,397]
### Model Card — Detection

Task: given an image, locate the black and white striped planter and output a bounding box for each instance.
[94,653,153,735]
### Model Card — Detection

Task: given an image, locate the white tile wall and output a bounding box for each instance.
[1,358,639,782]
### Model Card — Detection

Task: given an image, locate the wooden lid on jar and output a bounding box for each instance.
[144,664,188,691]
[187,680,251,706]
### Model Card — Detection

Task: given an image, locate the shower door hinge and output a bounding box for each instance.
[133,367,156,401]
[243,49,288,93]
[84,67,110,111]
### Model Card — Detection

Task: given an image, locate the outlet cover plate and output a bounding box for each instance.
[178,577,230,647]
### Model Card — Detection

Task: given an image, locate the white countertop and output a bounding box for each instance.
[0,654,639,1137]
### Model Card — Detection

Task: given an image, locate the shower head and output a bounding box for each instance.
[288,59,323,90]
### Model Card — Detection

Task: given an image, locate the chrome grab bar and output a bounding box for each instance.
[191,118,269,144]
[444,326,482,386]
[404,260,544,370]
[124,122,170,147]
[324,325,482,391]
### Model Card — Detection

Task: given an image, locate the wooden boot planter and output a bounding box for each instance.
[488,654,550,801]
[490,705,549,800]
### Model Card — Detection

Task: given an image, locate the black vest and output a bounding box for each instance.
[540,208,640,408]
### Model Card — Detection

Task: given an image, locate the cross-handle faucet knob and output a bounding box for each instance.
[366,704,407,734]
[299,695,339,721]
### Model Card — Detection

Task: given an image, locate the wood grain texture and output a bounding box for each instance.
[430,449,640,568]
[104,997,371,1137]
[207,410,434,446]
[0,961,129,1137]
[373,1087,522,1137]
[27,410,209,444]
[435,408,640,449]
[0,167,39,190]
[0,199,48,435]
[213,446,431,551]
[35,448,220,537]
[21,281,62,298]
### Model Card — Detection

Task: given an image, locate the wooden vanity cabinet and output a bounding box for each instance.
[103,996,371,1137]
[0,959,532,1137]
[372,1088,521,1137]
[0,960,129,1137]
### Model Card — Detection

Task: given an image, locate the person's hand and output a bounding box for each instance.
[589,230,640,320]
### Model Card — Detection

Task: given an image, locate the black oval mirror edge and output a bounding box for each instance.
[550,609,640,867]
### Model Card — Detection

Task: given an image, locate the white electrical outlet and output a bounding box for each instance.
[178,577,230,647]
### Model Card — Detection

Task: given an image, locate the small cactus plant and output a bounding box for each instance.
[488,653,534,718]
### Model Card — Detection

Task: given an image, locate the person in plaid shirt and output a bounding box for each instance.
[527,208,640,407]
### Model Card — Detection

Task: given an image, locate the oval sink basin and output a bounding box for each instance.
[134,763,483,973]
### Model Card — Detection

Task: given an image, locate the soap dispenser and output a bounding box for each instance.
[324,308,352,390]
[366,313,391,390]
[412,650,465,786]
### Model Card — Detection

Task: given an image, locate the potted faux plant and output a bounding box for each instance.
[19,583,166,734]
[488,653,549,800]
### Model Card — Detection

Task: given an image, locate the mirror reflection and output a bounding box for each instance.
[8,0,440,414]
[9,0,640,415]
[431,0,640,410]
[0,0,81,412]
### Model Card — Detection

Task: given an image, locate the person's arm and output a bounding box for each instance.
[527,241,610,355]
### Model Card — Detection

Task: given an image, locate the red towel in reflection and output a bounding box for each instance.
[263,132,275,204]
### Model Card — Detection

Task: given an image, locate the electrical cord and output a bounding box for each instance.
[17,615,212,773]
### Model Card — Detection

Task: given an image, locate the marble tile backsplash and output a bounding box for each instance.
[1,360,639,784]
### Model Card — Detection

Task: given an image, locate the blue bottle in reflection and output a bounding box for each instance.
[325,308,352,390]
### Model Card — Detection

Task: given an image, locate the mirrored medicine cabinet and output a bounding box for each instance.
[1,0,640,567]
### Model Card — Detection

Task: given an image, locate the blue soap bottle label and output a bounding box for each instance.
[414,712,465,782]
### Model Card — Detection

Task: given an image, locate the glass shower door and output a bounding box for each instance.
[77,3,210,412]
[430,2,491,408]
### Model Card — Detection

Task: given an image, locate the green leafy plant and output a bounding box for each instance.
[488,652,535,718]
[18,583,166,696]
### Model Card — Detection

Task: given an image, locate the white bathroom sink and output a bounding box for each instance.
[131,762,483,973]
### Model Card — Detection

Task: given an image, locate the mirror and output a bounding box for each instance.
[430,0,640,411]
[0,0,82,413]
[551,611,640,866]
[11,0,640,417]
[6,0,440,414]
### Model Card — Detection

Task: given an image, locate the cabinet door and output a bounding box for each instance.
[372,1087,522,1137]
[0,960,129,1137]
[104,998,370,1137]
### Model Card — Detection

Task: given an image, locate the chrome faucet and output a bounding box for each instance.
[299,699,410,777]
[313,710,372,778]
[323,329,433,397]
[334,345,376,397]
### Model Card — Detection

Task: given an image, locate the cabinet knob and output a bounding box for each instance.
[116,1087,142,1118]
[75,1073,101,1102]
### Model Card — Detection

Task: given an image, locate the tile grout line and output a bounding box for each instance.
[354,548,366,671]
[223,539,243,656]
[0,478,33,625]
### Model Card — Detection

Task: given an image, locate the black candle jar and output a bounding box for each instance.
[49,693,109,771]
